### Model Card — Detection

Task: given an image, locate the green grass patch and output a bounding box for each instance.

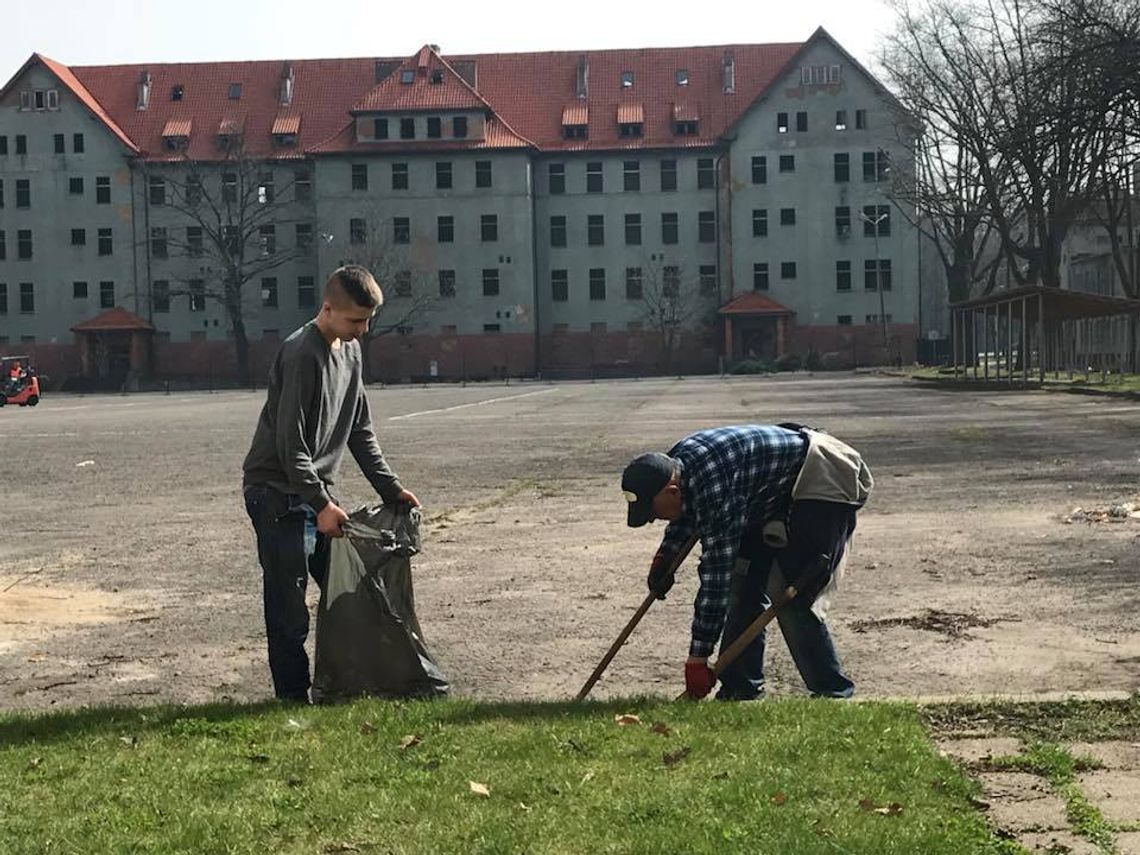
[0,698,1014,855]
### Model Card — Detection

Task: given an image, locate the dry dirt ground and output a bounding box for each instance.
[1,374,1138,712]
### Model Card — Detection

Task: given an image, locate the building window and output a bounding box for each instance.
[625,267,643,300]
[864,259,892,291]
[294,169,312,201]
[400,117,415,139]
[623,160,640,192]
[662,212,678,244]
[350,218,366,244]
[836,206,852,237]
[258,173,274,204]
[69,176,84,195]
[259,225,276,255]
[781,261,797,280]
[590,322,608,334]
[16,179,30,208]
[149,176,166,205]
[796,111,808,132]
[185,176,203,206]
[373,118,389,139]
[588,214,604,246]
[862,205,891,236]
[483,324,501,333]
[20,283,35,314]
[438,270,456,298]
[400,69,415,84]
[453,116,468,138]
[54,133,65,154]
[836,260,851,291]
[698,210,716,242]
[222,172,237,202]
[780,208,795,226]
[0,283,6,314]
[437,215,454,243]
[586,162,603,193]
[855,109,867,130]
[619,121,643,138]
[673,119,698,136]
[392,163,409,190]
[664,266,681,297]
[589,268,606,301]
[228,82,242,100]
[17,230,33,259]
[481,214,498,242]
[96,176,110,204]
[550,215,567,248]
[100,281,115,309]
[0,136,7,155]
[187,226,204,256]
[753,263,769,291]
[834,315,852,326]
[0,179,4,208]
[866,313,893,324]
[697,157,715,190]
[777,112,789,133]
[835,110,848,131]
[436,161,453,190]
[551,269,569,302]
[834,153,850,183]
[71,228,86,246]
[427,117,442,139]
[563,122,587,140]
[151,227,168,258]
[393,271,411,297]
[482,268,500,296]
[15,135,27,155]
[699,265,717,295]
[624,213,641,245]
[394,217,410,244]
[351,163,368,190]
[752,209,768,237]
[549,163,565,194]
[189,279,206,312]
[152,281,169,313]
[751,155,767,184]
[298,276,316,308]
[475,160,492,188]
[73,281,87,299]
[295,223,313,253]
[863,150,890,182]
[779,154,795,173]
[0,230,4,260]
[97,228,113,256]
[222,226,239,254]
[660,159,677,191]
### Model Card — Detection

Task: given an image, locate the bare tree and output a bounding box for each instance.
[636,257,716,374]
[330,204,438,382]
[150,141,305,385]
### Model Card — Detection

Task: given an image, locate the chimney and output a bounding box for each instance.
[136,71,152,110]
[280,62,295,106]
[722,50,735,94]
[575,54,589,100]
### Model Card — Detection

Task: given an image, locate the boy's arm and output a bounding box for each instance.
[348,389,406,504]
[274,352,331,512]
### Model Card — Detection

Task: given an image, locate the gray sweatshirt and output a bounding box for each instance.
[242,322,403,511]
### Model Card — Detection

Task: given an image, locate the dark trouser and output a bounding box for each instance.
[716,500,857,700]
[244,485,330,701]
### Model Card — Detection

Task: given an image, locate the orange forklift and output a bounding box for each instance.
[0,356,41,407]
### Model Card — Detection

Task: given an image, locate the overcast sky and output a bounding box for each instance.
[2,0,893,78]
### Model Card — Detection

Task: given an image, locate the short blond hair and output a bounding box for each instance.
[325,265,383,309]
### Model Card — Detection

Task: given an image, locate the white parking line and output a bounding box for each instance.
[387,388,557,421]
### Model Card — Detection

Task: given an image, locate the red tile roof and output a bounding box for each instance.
[271,114,300,135]
[9,36,828,160]
[617,102,644,124]
[718,293,794,315]
[71,307,155,332]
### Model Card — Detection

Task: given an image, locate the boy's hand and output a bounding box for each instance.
[317,503,349,537]
[396,489,421,508]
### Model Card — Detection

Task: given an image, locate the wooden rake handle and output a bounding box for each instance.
[575,533,700,702]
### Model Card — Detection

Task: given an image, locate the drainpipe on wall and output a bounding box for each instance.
[140,164,153,322]
[529,156,542,379]
[713,150,730,373]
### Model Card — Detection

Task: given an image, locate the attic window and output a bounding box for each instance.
[619,123,642,138]
[617,104,643,138]
[430,70,444,85]
[171,85,184,101]
[228,82,242,100]
[561,104,588,140]
[801,65,841,85]
[161,118,192,151]
[400,69,415,84]
[621,71,634,88]
[673,120,698,136]
[675,69,689,86]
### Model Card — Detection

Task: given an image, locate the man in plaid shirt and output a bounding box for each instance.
[621,424,868,700]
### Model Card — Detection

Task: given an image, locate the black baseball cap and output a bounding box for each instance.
[621,452,676,527]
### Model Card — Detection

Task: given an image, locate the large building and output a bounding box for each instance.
[0,29,918,386]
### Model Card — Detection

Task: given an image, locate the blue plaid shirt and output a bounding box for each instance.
[656,425,807,657]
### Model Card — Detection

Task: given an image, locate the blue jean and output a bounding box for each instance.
[244,485,330,701]
[716,500,857,700]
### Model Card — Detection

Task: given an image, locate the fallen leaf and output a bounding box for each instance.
[859,798,903,816]
[614,714,642,726]
[771,792,788,806]
[247,753,270,763]
[399,734,422,751]
[359,722,377,735]
[469,781,491,797]
[518,802,532,812]
[75,460,95,468]
[712,771,730,780]
[119,735,137,747]
[286,777,304,787]
[650,722,672,737]
[969,796,991,810]
[324,845,361,854]
[285,718,308,731]
[581,770,595,784]
[27,757,42,769]
[663,746,691,767]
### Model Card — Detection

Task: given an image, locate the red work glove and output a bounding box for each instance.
[684,658,716,700]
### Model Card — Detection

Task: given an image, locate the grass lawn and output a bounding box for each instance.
[0,697,1015,855]
[894,364,1140,393]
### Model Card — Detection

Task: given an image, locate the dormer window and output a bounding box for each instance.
[272,115,300,148]
[217,117,244,150]
[562,104,588,140]
[228,82,242,100]
[430,70,444,85]
[161,118,191,152]
[400,69,415,84]
[171,85,184,101]
[620,71,634,88]
[674,121,698,135]
[676,69,689,86]
[617,103,643,138]
[374,118,389,140]
[672,104,699,136]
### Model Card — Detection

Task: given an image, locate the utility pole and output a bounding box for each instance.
[859,208,891,351]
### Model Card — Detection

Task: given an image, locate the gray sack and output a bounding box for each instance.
[311,504,449,703]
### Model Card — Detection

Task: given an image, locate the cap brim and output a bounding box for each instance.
[627,500,654,528]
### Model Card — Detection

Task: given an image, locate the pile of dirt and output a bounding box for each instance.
[849,609,1014,640]
[1063,501,1140,524]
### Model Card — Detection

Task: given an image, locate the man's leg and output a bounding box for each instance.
[715,546,774,700]
[774,500,857,698]
[245,486,318,702]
